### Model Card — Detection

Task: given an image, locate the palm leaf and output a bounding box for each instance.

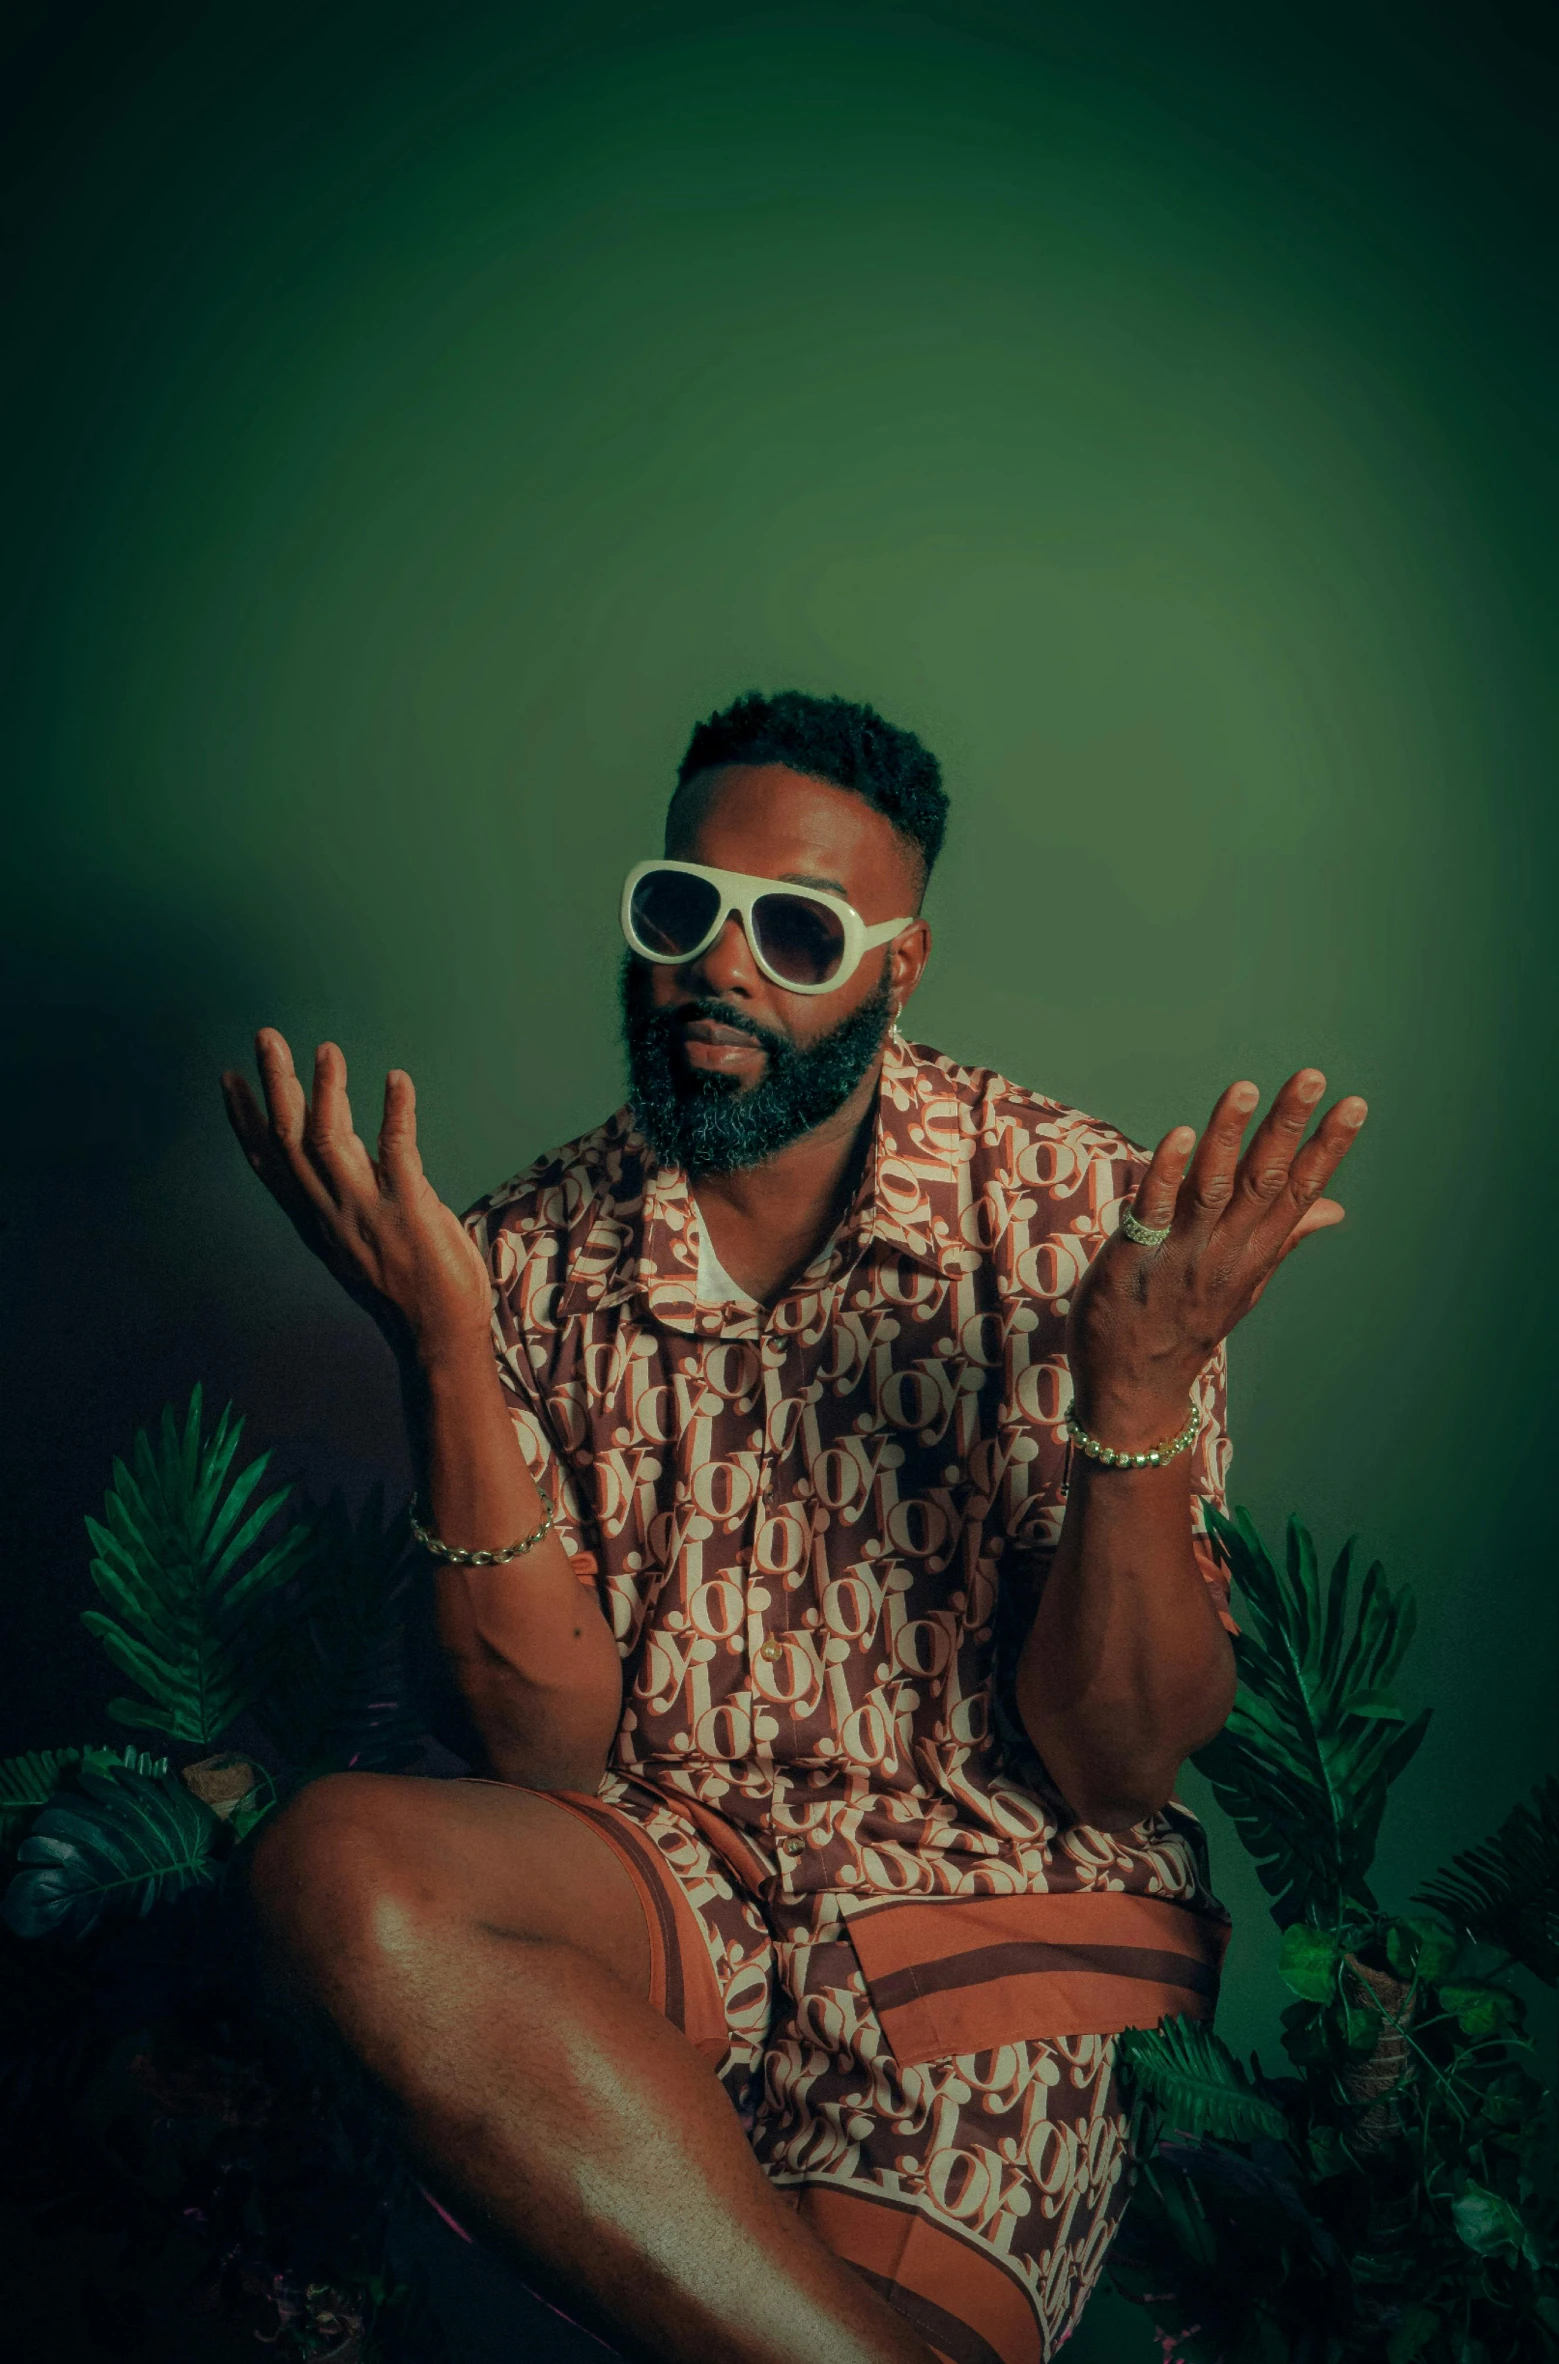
[1117,2016,1288,2144]
[0,1750,81,1849]
[259,1486,427,1776]
[1415,1776,1559,1984]
[1192,1507,1430,1928]
[78,1385,313,1746]
[2,1757,220,1940]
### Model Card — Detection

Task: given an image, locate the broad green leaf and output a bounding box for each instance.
[1329,2001,1381,2055]
[1452,2181,1525,2258]
[1281,2004,1335,2068]
[1193,1507,1428,1929]
[1279,1922,1341,2001]
[1437,1979,1519,2041]
[1385,1916,1460,1982]
[2,1760,221,1940]
[1386,2310,1440,2364]
[1307,2122,1350,2179]
[1477,2069,1531,2128]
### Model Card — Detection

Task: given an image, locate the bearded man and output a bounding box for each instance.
[224,690,1366,2364]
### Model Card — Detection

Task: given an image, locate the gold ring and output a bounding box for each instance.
[1119,1203,1172,1249]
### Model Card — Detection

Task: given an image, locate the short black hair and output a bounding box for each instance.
[670,689,948,893]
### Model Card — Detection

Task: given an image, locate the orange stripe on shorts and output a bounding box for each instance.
[545,1790,731,2060]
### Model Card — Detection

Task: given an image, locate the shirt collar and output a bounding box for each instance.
[559,1035,974,1333]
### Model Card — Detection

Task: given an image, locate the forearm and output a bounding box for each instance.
[1014,1446,1235,1832]
[406,1336,623,1790]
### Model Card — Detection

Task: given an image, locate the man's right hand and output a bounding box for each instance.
[221,1030,493,1365]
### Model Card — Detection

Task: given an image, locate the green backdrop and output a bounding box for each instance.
[4,5,1555,2354]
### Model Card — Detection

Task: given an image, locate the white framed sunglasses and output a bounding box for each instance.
[620,860,915,996]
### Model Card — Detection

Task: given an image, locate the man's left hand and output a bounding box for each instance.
[1067,1068,1368,1451]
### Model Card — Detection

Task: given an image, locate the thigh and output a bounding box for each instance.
[251,1769,655,1998]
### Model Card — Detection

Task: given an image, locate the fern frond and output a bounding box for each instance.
[81,1389,313,1747]
[1117,2016,1288,2145]
[1193,1508,1429,1928]
[0,1751,81,1848]
[1415,1777,1559,1985]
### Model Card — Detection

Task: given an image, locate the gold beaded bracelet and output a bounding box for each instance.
[408,1493,555,1566]
[1063,1395,1202,1472]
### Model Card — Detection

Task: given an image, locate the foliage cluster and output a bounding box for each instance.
[3,1397,1554,2362]
[1110,1509,1558,2364]
[0,1391,445,2363]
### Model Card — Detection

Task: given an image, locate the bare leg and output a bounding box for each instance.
[247,1775,935,2364]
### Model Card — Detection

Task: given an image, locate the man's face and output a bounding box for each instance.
[620,764,930,1175]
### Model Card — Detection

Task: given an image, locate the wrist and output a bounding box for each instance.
[412,1320,499,1387]
[1068,1384,1197,1458]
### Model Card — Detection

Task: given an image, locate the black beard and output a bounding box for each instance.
[619,956,893,1178]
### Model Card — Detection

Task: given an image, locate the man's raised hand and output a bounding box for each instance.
[1068,1067,1368,1448]
[221,1030,492,1360]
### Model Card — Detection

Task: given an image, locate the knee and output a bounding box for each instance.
[247,1772,434,1973]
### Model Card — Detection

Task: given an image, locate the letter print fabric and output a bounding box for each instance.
[465,1037,1235,2360]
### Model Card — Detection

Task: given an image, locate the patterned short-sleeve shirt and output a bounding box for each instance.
[465,1035,1232,1918]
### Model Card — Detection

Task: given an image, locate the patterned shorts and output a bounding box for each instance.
[548,1775,1141,2364]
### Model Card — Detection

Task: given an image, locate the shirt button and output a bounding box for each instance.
[759,1638,784,1662]
[781,1837,804,1855]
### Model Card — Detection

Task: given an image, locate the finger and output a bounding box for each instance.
[1221,1068,1329,1240]
[1246,1196,1345,1303]
[377,1069,425,1197]
[1244,1095,1368,1260]
[304,1041,378,1198]
[254,1028,310,1149]
[250,1029,339,1220]
[1122,1125,1197,1239]
[1176,1079,1262,1236]
[222,1066,335,1241]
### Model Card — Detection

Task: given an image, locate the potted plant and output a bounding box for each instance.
[1109,1509,1558,2363]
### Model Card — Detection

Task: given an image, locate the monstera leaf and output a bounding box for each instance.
[2,1754,221,1940]
[259,1485,427,1777]
[1192,1509,1431,1928]
[80,1386,312,1745]
[1416,1776,1559,1986]
[0,1750,81,1849]
[1118,2016,1288,2145]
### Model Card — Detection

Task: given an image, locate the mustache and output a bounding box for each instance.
[620,952,892,1177]
[631,994,790,1057]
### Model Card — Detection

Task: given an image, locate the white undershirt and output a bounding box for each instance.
[694,1208,757,1308]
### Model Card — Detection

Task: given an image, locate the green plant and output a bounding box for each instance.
[1108,1507,1558,2364]
[5,1745,219,1940]
[0,1745,81,1845]
[0,1390,443,2362]
[81,1386,312,1746]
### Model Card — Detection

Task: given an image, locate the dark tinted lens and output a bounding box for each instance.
[631,869,722,958]
[753,891,847,985]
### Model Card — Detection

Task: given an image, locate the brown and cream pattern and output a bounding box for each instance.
[465,1036,1236,2361]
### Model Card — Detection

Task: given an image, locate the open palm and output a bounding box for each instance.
[221,1030,491,1358]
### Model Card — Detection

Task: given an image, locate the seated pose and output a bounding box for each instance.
[223,691,1366,2364]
